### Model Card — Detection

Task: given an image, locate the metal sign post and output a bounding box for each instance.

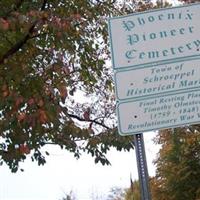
[134,133,151,200]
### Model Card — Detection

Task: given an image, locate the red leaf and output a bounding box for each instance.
[59,85,68,103]
[15,96,24,107]
[0,18,9,30]
[2,90,9,97]
[38,109,48,124]
[83,111,90,121]
[63,66,70,75]
[37,99,44,107]
[28,98,35,106]
[17,112,26,122]
[19,144,30,154]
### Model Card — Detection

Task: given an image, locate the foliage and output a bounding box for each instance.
[124,179,141,200]
[106,179,141,200]
[106,187,125,200]
[0,0,157,172]
[119,128,200,200]
[0,0,148,172]
[60,191,76,200]
[152,128,200,200]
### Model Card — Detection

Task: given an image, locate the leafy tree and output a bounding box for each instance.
[1,0,188,174]
[0,0,131,172]
[0,0,157,172]
[152,128,200,200]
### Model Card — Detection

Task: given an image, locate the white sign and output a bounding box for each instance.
[108,3,200,70]
[117,90,200,135]
[115,58,200,100]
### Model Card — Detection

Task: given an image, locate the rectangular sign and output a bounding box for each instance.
[108,3,200,70]
[117,90,200,135]
[115,58,200,100]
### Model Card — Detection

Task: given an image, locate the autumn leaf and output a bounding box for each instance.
[37,99,44,107]
[63,66,70,75]
[38,109,48,124]
[59,85,68,103]
[17,112,26,122]
[0,18,9,30]
[83,111,90,121]
[56,32,62,38]
[2,90,9,97]
[15,96,24,107]
[72,13,82,20]
[1,84,9,97]
[0,0,137,172]
[1,84,7,91]
[19,144,30,154]
[28,98,35,106]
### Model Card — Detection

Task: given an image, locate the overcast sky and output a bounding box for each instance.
[0,131,159,200]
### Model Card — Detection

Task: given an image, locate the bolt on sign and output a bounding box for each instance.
[108,3,200,70]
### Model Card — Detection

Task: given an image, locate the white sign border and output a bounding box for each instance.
[114,57,200,101]
[117,88,200,135]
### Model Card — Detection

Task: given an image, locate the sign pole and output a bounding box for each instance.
[134,133,151,200]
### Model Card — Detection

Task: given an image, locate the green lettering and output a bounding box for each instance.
[170,29,176,36]
[139,52,145,59]
[179,28,185,34]
[163,50,168,56]
[148,51,159,58]
[178,46,184,53]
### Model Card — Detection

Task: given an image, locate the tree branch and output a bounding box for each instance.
[0,0,48,65]
[29,32,47,39]
[68,113,110,129]
[0,22,36,65]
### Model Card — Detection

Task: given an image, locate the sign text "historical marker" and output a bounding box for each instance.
[115,58,200,101]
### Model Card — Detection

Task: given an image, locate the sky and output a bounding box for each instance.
[0,131,160,200]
